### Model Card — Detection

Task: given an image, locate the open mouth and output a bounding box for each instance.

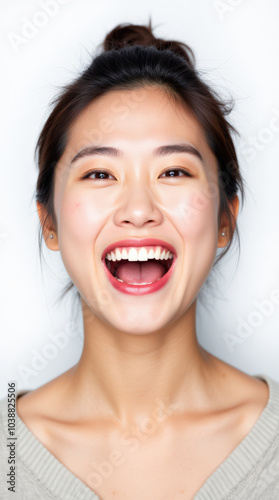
[105,256,174,284]
[101,241,177,290]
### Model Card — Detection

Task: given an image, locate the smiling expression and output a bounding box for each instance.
[51,85,222,334]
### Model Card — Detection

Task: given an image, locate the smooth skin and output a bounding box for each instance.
[18,86,269,499]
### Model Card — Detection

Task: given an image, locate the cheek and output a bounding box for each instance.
[58,190,106,244]
[174,189,219,241]
[56,190,109,287]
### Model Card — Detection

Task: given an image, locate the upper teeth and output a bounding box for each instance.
[105,246,174,262]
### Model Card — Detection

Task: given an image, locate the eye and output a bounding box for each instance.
[81,167,193,181]
[82,169,115,181]
[160,167,193,178]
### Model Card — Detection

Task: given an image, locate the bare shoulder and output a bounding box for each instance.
[209,354,270,430]
[16,368,74,437]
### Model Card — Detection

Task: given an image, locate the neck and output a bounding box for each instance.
[69,299,215,427]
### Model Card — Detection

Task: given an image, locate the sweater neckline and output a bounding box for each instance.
[8,373,279,499]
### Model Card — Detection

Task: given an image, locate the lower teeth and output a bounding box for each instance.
[115,277,161,284]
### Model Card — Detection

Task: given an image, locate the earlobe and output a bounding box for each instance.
[36,201,59,251]
[217,195,239,248]
[218,227,229,248]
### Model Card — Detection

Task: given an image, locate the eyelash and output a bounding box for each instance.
[81,168,193,181]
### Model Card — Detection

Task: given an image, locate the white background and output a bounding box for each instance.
[1,0,279,399]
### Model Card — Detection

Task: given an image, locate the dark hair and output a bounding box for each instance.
[35,19,245,304]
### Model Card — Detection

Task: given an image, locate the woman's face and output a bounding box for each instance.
[52,85,224,334]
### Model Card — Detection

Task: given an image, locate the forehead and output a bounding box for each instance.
[60,85,218,176]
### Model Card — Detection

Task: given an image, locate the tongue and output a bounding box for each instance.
[115,261,167,284]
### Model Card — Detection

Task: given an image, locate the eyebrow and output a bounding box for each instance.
[69,143,204,166]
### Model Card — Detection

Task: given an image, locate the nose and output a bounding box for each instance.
[113,183,164,228]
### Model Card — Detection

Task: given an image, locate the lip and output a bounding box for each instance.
[101,238,177,296]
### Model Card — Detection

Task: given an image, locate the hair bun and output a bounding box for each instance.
[102,19,195,69]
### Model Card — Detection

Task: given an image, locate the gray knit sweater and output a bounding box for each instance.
[0,373,279,499]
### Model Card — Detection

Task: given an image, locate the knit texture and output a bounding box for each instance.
[0,373,279,499]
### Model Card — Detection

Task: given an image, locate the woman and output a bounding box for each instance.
[1,21,279,500]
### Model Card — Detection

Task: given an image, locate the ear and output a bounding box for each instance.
[36,201,59,251]
[218,194,239,248]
